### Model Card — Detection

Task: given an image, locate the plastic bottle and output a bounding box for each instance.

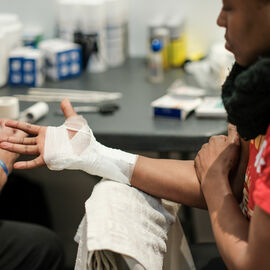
[152,27,170,70]
[148,39,164,83]
[105,0,127,67]
[57,0,80,42]
[79,0,107,73]
[57,0,107,73]
[167,16,187,67]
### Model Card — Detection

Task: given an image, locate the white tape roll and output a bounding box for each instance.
[20,102,49,123]
[0,96,19,119]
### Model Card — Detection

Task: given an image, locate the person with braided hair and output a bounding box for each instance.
[0,0,270,269]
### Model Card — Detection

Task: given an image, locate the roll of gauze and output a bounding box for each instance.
[0,96,19,119]
[20,102,49,123]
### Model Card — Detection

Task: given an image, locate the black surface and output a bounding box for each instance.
[1,58,227,152]
[190,243,227,270]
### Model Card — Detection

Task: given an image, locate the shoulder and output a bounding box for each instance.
[262,125,270,160]
[266,125,270,142]
[253,124,270,215]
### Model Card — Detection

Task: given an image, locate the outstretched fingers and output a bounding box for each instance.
[4,120,41,135]
[14,156,45,169]
[0,136,36,145]
[0,141,39,155]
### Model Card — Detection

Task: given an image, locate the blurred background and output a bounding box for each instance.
[0,0,224,56]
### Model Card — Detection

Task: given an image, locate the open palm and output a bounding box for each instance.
[0,98,77,169]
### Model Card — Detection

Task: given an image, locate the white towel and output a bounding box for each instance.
[74,180,176,270]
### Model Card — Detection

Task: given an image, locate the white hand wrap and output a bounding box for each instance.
[44,116,138,185]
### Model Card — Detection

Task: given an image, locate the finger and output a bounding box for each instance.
[13,129,28,138]
[228,124,240,144]
[210,135,227,143]
[5,120,41,135]
[0,136,36,145]
[0,119,6,127]
[0,142,39,155]
[61,98,77,119]
[14,156,45,169]
[201,143,208,149]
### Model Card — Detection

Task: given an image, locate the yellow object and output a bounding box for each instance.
[188,51,205,62]
[168,33,187,67]
[162,43,170,70]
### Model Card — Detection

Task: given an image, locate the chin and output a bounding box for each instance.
[234,55,253,67]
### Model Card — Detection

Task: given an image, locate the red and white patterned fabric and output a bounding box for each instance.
[241,125,270,219]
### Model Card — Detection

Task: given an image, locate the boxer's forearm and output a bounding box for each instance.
[131,156,207,209]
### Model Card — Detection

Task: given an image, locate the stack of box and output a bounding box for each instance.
[8,47,45,87]
[39,39,82,80]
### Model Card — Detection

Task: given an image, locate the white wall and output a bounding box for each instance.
[0,0,57,37]
[0,0,224,56]
[129,0,224,56]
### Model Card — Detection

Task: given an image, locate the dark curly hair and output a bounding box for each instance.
[222,59,270,140]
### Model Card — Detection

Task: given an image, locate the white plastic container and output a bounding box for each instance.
[58,0,81,41]
[0,31,8,87]
[57,0,108,73]
[0,97,19,119]
[0,14,22,50]
[105,0,127,67]
[0,14,23,88]
[79,0,107,73]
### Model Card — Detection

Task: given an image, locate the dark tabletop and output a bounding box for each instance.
[1,58,227,153]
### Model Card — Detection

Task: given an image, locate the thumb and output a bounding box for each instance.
[228,124,240,145]
[60,98,77,119]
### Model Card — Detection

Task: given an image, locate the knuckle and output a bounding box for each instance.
[10,143,15,151]
[26,124,32,131]
[209,136,218,143]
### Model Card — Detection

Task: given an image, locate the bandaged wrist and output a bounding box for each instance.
[44,116,138,185]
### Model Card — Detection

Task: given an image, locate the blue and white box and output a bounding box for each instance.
[151,94,202,120]
[39,39,82,80]
[8,47,45,87]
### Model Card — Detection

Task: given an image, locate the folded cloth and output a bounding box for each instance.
[74,180,176,270]
[163,214,196,270]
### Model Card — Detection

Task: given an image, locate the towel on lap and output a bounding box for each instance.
[74,180,175,270]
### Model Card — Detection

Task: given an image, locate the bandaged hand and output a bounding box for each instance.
[0,99,138,185]
[45,114,137,185]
